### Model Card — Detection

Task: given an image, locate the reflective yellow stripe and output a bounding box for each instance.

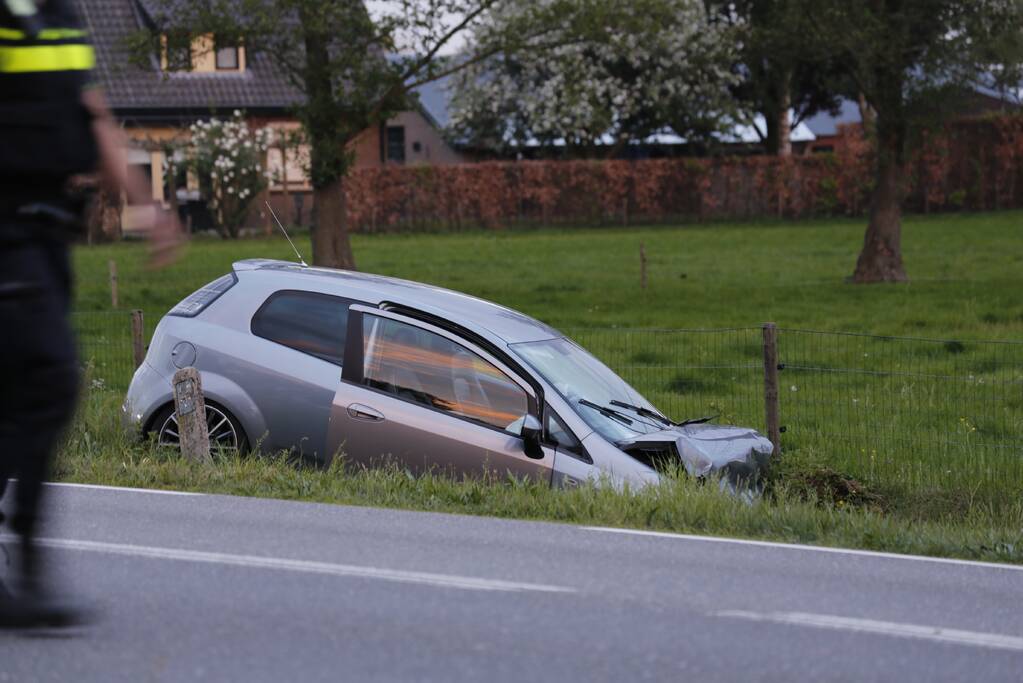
[0,27,89,40]
[39,29,89,40]
[0,43,94,72]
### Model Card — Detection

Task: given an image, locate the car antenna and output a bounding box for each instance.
[265,200,308,267]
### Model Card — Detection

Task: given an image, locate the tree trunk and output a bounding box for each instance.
[763,70,793,157]
[312,176,356,270]
[764,107,791,156]
[852,122,908,283]
[857,92,877,139]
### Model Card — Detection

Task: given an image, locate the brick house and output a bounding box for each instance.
[78,0,464,230]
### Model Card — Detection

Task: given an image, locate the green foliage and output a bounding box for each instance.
[808,1,1023,151]
[707,0,849,155]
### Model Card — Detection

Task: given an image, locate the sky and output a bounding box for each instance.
[365,1,470,56]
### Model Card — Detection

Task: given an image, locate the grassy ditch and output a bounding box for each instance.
[56,390,1023,565]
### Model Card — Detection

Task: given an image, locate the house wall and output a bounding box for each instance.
[116,111,464,231]
[390,110,465,166]
[351,126,383,168]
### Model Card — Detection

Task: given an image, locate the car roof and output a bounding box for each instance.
[233,259,563,344]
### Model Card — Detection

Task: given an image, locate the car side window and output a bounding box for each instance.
[546,409,591,463]
[251,291,351,365]
[362,316,528,434]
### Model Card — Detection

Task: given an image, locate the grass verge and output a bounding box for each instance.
[56,391,1023,566]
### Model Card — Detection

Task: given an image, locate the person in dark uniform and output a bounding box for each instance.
[0,0,180,627]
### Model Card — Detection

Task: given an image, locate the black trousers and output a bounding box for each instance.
[0,234,78,544]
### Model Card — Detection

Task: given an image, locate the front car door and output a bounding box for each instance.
[327,307,555,482]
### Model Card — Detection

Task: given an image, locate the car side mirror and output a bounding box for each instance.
[521,414,544,459]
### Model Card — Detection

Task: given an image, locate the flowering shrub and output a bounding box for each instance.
[187,112,273,238]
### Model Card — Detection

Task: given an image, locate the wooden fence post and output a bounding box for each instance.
[130,309,145,370]
[172,367,211,464]
[762,322,781,455]
[108,259,118,309]
[640,243,648,290]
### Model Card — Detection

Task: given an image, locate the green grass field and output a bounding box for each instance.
[74,211,1023,336]
[59,211,1023,560]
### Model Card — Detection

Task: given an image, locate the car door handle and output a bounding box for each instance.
[347,403,385,422]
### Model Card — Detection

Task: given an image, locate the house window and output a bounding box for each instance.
[267,143,311,191]
[385,126,406,164]
[215,40,239,70]
[163,32,192,71]
[162,33,245,73]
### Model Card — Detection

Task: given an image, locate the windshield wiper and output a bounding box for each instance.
[609,400,719,428]
[678,414,718,427]
[578,399,633,426]
[609,400,676,427]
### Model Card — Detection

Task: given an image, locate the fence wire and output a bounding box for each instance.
[564,327,765,430]
[776,329,1023,491]
[72,310,137,393]
[72,312,1022,492]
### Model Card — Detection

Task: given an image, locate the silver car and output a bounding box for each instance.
[124,259,773,490]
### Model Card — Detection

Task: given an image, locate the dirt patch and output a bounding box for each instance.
[786,467,889,513]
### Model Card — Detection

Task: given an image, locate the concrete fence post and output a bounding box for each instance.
[130,309,145,370]
[762,322,782,455]
[172,367,211,464]
[108,259,118,309]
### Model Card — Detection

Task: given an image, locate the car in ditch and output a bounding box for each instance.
[123,259,774,490]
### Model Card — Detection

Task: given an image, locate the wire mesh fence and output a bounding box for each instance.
[565,327,766,430]
[776,329,1023,492]
[73,311,1022,491]
[73,310,139,393]
[571,325,1023,493]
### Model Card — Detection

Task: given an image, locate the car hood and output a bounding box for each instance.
[618,423,775,480]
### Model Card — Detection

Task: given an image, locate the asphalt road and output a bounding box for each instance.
[2,484,1022,683]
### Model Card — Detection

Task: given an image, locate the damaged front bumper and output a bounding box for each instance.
[619,423,775,492]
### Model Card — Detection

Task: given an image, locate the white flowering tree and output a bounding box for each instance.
[448,0,739,152]
[187,112,274,238]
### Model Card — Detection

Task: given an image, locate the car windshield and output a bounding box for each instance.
[510,337,666,442]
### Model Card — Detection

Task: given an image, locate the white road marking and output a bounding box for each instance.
[583,526,1023,573]
[22,537,575,595]
[715,611,1023,652]
[44,482,202,497]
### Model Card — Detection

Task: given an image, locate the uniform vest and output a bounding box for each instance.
[0,0,98,193]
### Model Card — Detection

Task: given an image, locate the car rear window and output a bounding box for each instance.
[251,291,351,365]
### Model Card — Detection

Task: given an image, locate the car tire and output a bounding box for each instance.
[150,401,249,454]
